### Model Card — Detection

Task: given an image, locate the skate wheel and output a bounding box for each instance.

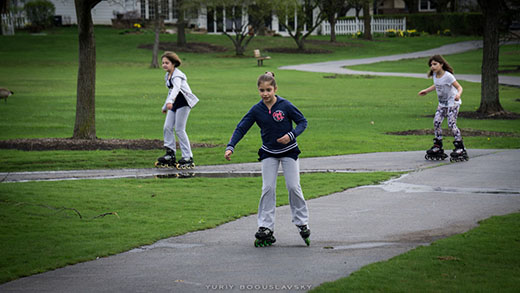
[154,161,160,167]
[424,154,429,160]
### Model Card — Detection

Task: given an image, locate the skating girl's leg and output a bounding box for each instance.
[163,110,177,151]
[174,106,193,159]
[447,105,462,141]
[433,106,447,140]
[280,157,309,226]
[258,157,280,230]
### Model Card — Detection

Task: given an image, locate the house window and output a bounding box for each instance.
[419,0,436,11]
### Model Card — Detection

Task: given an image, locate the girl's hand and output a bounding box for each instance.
[224,150,233,161]
[418,90,428,96]
[455,94,461,101]
[166,103,173,110]
[276,134,291,145]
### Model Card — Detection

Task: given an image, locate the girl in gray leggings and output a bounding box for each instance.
[225,72,311,247]
[419,55,468,161]
[155,51,199,169]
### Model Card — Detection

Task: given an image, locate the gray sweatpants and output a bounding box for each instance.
[258,157,309,230]
[163,106,192,159]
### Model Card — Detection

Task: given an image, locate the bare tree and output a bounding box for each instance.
[362,0,372,40]
[319,0,346,42]
[204,0,273,56]
[176,0,187,46]
[402,0,419,13]
[151,0,161,68]
[476,0,506,115]
[73,0,102,139]
[275,0,325,51]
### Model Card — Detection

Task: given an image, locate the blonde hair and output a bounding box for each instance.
[161,51,182,67]
[257,71,277,88]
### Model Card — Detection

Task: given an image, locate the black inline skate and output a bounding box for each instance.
[425,138,448,161]
[450,140,469,162]
[155,148,176,168]
[297,225,311,246]
[176,157,195,170]
[254,227,276,247]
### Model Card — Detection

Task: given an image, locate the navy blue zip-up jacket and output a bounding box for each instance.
[226,96,307,157]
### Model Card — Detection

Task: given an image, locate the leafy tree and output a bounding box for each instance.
[275,0,325,51]
[73,0,102,139]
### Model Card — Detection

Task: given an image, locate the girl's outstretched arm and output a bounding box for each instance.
[452,80,463,101]
[418,85,435,96]
[224,149,233,161]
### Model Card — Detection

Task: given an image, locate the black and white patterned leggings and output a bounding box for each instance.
[433,105,462,141]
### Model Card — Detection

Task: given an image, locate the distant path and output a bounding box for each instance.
[279,40,520,86]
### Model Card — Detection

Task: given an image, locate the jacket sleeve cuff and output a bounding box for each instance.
[226,146,234,153]
[287,131,295,141]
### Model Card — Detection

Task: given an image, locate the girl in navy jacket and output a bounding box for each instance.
[225,72,311,246]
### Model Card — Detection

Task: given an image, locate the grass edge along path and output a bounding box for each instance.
[0,171,399,284]
[311,212,520,292]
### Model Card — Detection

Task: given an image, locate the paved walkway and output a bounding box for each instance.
[1,149,519,292]
[279,40,520,87]
[0,149,498,182]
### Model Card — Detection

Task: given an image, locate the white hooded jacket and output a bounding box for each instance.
[162,68,199,111]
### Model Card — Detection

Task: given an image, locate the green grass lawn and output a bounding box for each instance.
[0,27,518,171]
[0,171,398,284]
[311,212,520,292]
[1,27,519,289]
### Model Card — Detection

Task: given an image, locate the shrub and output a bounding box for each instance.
[24,0,55,33]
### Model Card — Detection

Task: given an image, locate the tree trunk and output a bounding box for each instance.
[363,1,372,41]
[329,16,336,42]
[73,0,101,140]
[477,0,504,114]
[296,33,305,51]
[151,0,160,68]
[176,0,186,47]
[403,0,418,13]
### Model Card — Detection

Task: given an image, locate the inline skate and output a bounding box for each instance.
[254,227,276,247]
[425,138,448,161]
[176,157,195,170]
[450,141,469,162]
[297,225,311,246]
[154,148,176,168]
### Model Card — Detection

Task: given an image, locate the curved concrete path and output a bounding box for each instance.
[1,149,519,292]
[279,40,520,87]
[0,149,499,182]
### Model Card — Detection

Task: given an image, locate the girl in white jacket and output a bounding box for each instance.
[155,51,199,169]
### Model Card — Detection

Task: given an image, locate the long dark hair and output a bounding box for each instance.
[427,55,454,77]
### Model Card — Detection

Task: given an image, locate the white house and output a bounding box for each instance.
[45,0,319,36]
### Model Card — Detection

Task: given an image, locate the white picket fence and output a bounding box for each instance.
[321,17,406,35]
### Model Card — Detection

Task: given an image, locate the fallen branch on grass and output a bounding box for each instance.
[2,199,119,220]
